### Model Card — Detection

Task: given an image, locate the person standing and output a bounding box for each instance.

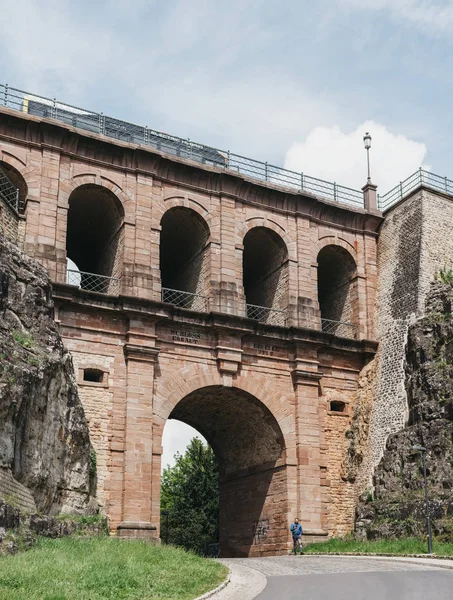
[290,518,303,555]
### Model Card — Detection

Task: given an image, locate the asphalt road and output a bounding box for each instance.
[227,556,453,600]
[256,570,453,600]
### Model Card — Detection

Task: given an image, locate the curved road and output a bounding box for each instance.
[224,556,453,600]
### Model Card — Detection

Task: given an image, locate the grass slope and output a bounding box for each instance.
[304,537,453,556]
[0,537,227,600]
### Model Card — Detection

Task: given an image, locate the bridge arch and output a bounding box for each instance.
[317,243,358,336]
[243,226,289,321]
[66,183,125,293]
[0,159,29,209]
[160,206,211,306]
[160,381,290,556]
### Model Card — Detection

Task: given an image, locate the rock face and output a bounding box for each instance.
[356,279,453,540]
[0,236,92,514]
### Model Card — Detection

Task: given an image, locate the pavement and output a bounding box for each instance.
[214,555,453,600]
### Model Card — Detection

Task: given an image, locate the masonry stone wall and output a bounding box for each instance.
[0,107,381,555]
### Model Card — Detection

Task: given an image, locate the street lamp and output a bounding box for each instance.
[363,132,372,184]
[412,445,433,555]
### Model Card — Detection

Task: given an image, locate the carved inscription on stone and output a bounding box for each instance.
[157,325,210,346]
[245,340,287,358]
[170,329,201,344]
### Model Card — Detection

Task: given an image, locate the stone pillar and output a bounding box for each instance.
[291,344,327,541]
[117,317,160,540]
[212,194,243,315]
[362,182,378,213]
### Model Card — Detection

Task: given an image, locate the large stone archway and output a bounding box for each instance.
[166,385,289,557]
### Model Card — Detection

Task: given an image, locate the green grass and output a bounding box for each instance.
[304,536,453,556]
[0,537,227,600]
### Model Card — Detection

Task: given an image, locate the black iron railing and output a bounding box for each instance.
[246,303,287,327]
[0,84,365,209]
[321,318,358,339]
[66,269,121,295]
[0,164,19,212]
[162,287,209,312]
[378,168,453,211]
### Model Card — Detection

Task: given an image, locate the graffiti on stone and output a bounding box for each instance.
[252,519,269,544]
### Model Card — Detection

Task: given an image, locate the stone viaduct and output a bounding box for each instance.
[0,97,385,557]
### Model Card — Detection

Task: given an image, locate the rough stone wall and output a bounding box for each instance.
[0,236,92,514]
[356,280,453,539]
[355,188,453,498]
[353,193,423,494]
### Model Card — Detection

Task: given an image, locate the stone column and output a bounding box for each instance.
[291,344,327,541]
[117,316,160,540]
[362,182,378,213]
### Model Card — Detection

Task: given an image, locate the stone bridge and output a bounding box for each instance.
[0,102,382,556]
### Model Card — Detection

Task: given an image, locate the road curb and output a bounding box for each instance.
[303,553,453,570]
[194,570,231,600]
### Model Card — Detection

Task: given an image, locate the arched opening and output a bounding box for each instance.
[66,185,124,294]
[317,245,358,338]
[0,161,28,211]
[160,207,210,310]
[243,227,289,325]
[162,386,288,557]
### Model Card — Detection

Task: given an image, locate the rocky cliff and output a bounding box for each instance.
[0,236,92,515]
[355,278,453,540]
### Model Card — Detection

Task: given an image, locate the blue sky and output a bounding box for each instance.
[2,0,453,466]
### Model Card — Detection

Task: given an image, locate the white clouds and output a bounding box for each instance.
[161,420,206,471]
[284,121,428,192]
[340,0,453,33]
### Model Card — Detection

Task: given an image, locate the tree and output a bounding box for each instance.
[161,437,219,555]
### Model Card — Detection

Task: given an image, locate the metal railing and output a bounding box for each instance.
[0,164,20,212]
[378,168,453,211]
[246,303,287,327]
[0,84,365,210]
[162,287,209,312]
[321,318,358,339]
[66,269,121,295]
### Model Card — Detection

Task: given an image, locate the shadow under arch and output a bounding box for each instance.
[0,160,28,209]
[243,227,289,323]
[167,385,288,557]
[66,184,125,292]
[160,207,211,307]
[317,244,358,336]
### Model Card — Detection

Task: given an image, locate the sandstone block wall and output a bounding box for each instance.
[0,106,381,553]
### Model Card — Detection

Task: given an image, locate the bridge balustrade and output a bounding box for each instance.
[245,303,287,327]
[321,318,358,340]
[67,269,121,296]
[161,287,209,313]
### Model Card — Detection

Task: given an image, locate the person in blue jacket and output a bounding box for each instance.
[290,518,303,555]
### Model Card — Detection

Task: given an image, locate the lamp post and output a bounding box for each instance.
[363,132,372,184]
[412,445,433,555]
